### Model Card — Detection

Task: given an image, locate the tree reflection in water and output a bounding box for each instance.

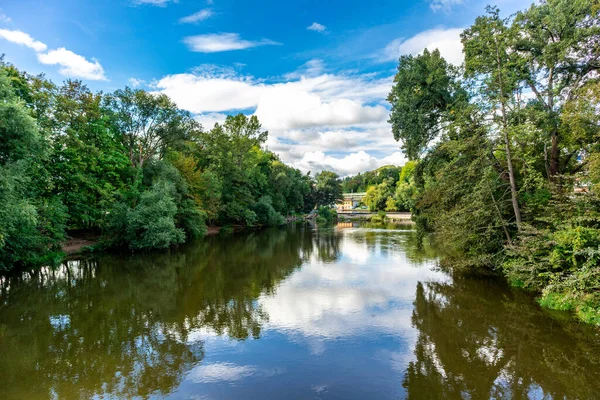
[1,224,598,400]
[403,274,600,400]
[0,225,331,400]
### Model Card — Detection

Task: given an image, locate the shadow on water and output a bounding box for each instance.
[0,225,342,399]
[404,273,600,400]
[0,223,599,399]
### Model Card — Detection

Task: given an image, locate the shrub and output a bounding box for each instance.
[105,183,186,250]
[253,196,285,226]
[316,206,337,224]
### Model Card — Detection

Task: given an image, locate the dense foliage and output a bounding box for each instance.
[342,163,416,212]
[0,61,337,270]
[388,0,600,324]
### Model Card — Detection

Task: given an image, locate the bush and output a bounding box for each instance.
[253,196,285,226]
[0,164,67,270]
[503,192,600,325]
[126,183,185,249]
[106,182,185,250]
[316,206,337,224]
[104,161,208,250]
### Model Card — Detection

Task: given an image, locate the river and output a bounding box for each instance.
[1,223,599,399]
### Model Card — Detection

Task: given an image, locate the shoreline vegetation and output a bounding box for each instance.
[386,0,600,325]
[0,59,345,269]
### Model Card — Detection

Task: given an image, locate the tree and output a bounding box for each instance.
[0,70,66,269]
[512,0,600,177]
[462,6,523,227]
[387,49,467,160]
[394,161,418,212]
[106,87,198,168]
[48,80,132,229]
[313,171,342,207]
[364,181,394,211]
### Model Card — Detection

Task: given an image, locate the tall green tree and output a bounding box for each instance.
[314,171,343,207]
[387,49,466,160]
[0,70,66,269]
[462,6,523,227]
[48,80,132,229]
[106,87,198,168]
[513,0,600,177]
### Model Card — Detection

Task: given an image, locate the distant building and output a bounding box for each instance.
[336,193,366,211]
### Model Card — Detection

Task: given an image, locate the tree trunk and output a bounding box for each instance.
[501,116,522,228]
[495,46,522,228]
[549,134,559,177]
[547,68,559,178]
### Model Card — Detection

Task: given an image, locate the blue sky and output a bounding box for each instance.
[0,0,525,176]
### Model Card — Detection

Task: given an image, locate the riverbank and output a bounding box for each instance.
[61,217,309,255]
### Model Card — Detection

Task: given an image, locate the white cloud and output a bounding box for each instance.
[0,10,11,23]
[128,77,146,87]
[383,27,464,66]
[155,72,263,112]
[429,0,464,11]
[183,33,280,53]
[295,150,407,176]
[307,22,326,33]
[38,48,107,80]
[0,29,47,52]
[179,8,214,24]
[154,68,391,117]
[194,112,228,129]
[255,90,387,130]
[0,28,107,81]
[284,59,325,79]
[131,0,176,6]
[154,64,402,175]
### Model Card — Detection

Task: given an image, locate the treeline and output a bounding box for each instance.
[0,60,342,271]
[387,0,600,324]
[341,163,416,212]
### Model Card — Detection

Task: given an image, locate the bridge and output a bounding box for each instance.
[336,211,412,220]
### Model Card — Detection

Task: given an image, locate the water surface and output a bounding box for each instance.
[1,223,599,399]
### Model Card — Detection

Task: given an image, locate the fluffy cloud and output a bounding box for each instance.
[154,64,402,175]
[128,77,146,87]
[383,27,464,65]
[0,28,107,81]
[295,150,407,176]
[0,9,11,23]
[0,29,47,52]
[254,88,387,130]
[38,48,107,80]
[307,22,326,32]
[429,0,464,11]
[183,33,280,53]
[154,68,390,119]
[179,8,214,23]
[194,112,228,129]
[155,72,263,112]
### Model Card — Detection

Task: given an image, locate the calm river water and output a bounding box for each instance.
[1,223,599,399]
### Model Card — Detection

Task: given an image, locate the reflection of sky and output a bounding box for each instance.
[174,226,448,400]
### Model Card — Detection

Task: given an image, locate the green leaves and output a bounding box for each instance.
[0,71,66,269]
[106,87,200,168]
[388,49,465,160]
[314,171,343,207]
